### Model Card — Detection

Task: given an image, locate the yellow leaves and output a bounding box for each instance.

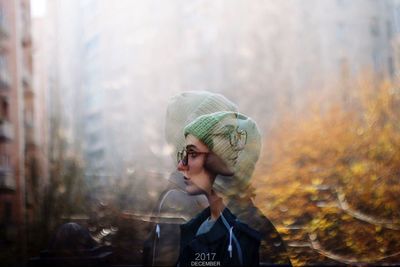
[340,214,352,221]
[303,185,317,194]
[328,230,337,237]
[276,226,290,235]
[283,219,295,226]
[290,258,307,267]
[356,128,365,136]
[350,162,367,176]
[311,178,323,186]
[370,174,378,181]
[345,239,354,247]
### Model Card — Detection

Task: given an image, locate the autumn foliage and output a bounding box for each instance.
[253,77,400,265]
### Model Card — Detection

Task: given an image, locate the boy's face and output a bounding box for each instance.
[208,116,240,175]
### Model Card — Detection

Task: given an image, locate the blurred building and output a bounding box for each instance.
[393,0,400,78]
[0,0,48,264]
[42,0,181,186]
[306,0,395,89]
[79,0,110,183]
[171,0,397,127]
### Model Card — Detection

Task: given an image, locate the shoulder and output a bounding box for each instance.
[235,219,262,242]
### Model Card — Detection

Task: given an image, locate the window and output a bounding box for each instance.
[3,201,12,223]
[370,17,380,37]
[0,96,8,120]
[0,4,7,32]
[388,56,394,77]
[0,55,10,88]
[386,20,392,40]
[0,153,10,166]
[395,6,400,34]
[336,22,345,42]
[336,0,346,6]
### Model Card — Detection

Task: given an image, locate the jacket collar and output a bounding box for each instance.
[180,206,237,246]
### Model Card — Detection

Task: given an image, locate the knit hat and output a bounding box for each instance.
[183,112,242,171]
[184,111,239,150]
[184,111,261,195]
[165,91,237,159]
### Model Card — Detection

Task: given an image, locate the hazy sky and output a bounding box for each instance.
[31,0,46,18]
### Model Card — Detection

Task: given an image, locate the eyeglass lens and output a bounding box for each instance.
[177,149,188,166]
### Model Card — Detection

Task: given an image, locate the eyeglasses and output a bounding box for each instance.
[177,149,209,166]
[212,126,247,149]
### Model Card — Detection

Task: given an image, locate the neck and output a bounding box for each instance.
[206,189,225,220]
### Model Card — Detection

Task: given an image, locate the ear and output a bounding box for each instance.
[204,152,234,176]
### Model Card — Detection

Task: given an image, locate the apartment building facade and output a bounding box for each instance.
[0,0,46,264]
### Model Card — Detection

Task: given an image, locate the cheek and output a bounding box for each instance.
[186,163,203,177]
[190,169,214,190]
[192,169,212,184]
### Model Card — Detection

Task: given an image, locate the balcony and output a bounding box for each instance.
[0,120,13,141]
[23,68,33,93]
[21,6,32,47]
[21,29,31,47]
[0,57,11,90]
[0,14,9,53]
[0,71,10,89]
[0,166,15,192]
[0,30,8,53]
[0,41,8,54]
[25,124,37,149]
[0,17,9,39]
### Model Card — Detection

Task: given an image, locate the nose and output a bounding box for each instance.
[177,160,188,171]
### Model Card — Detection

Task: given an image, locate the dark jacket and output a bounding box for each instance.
[226,198,292,266]
[143,172,208,266]
[178,207,261,266]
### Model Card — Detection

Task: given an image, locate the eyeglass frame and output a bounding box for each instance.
[177,148,209,166]
[211,125,247,149]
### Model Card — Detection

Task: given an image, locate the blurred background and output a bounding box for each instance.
[0,0,399,265]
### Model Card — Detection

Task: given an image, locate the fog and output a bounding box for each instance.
[26,0,400,265]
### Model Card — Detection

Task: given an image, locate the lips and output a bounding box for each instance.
[183,176,190,185]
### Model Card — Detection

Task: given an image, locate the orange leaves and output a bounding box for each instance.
[253,77,400,264]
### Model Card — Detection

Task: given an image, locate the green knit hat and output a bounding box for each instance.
[165,91,237,159]
[184,111,261,195]
[183,111,236,150]
[184,111,248,172]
